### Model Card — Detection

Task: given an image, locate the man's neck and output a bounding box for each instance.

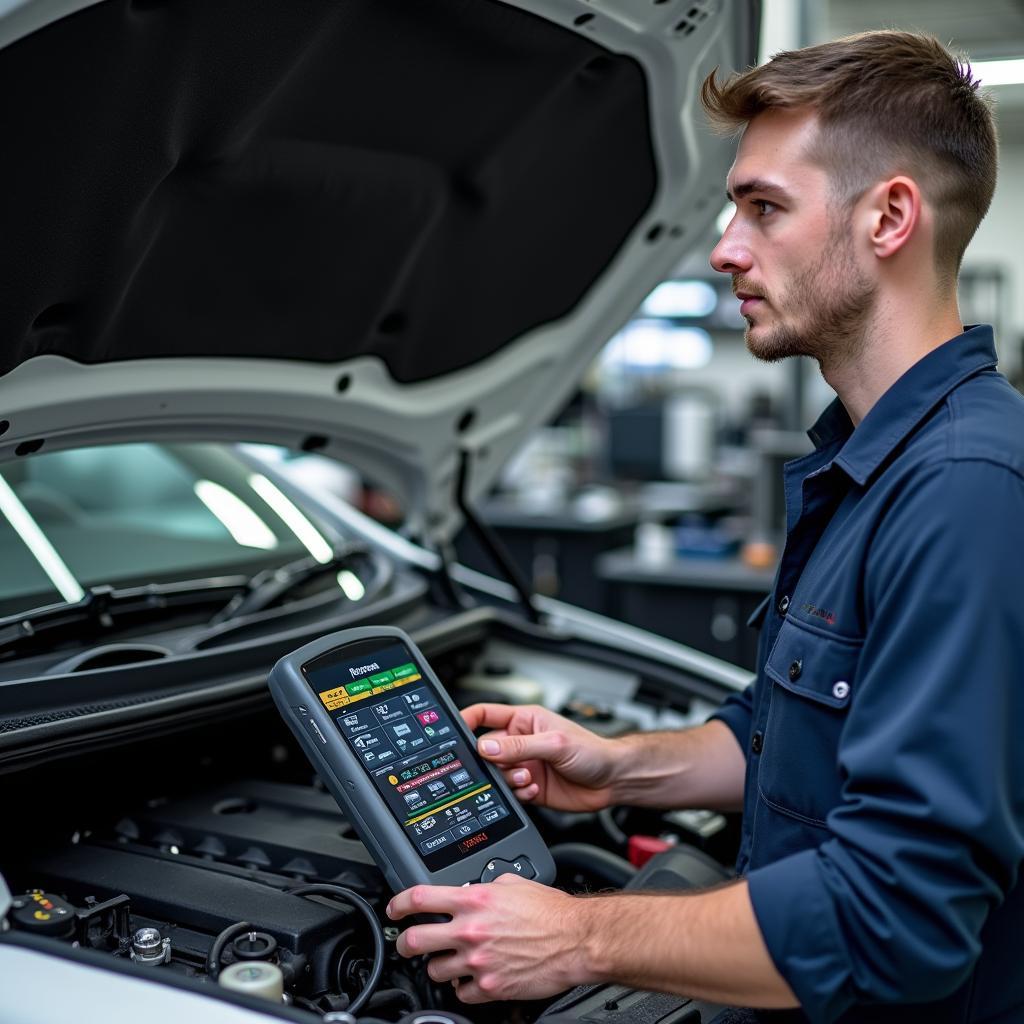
[821,293,964,426]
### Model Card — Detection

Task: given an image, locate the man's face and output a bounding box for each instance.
[710,108,876,367]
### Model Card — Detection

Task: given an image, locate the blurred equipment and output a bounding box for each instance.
[599,549,773,670]
[748,428,813,543]
[607,389,719,483]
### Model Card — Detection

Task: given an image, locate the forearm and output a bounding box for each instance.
[576,881,797,1009]
[608,719,747,812]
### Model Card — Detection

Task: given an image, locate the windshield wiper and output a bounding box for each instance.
[0,577,250,659]
[209,544,373,625]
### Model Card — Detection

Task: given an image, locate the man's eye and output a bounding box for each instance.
[752,199,777,216]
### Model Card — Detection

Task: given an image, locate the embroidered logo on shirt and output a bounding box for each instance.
[802,603,836,626]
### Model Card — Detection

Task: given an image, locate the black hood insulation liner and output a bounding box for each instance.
[0,0,657,382]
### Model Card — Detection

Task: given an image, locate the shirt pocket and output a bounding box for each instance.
[758,618,862,827]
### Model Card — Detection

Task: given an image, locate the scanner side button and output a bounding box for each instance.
[479,858,509,883]
[479,856,536,883]
[510,856,536,879]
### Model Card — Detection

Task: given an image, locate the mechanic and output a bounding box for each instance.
[388,31,1024,1022]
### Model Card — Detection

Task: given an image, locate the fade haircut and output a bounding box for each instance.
[701,31,998,279]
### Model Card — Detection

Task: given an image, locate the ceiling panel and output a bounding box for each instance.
[818,0,1024,143]
[822,0,1024,58]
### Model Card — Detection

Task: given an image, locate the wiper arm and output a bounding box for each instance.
[209,544,372,625]
[0,576,249,659]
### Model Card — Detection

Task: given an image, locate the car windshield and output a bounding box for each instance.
[0,442,342,618]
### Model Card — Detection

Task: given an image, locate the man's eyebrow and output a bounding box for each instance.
[725,179,791,203]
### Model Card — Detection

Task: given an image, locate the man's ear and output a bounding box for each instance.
[866,176,922,259]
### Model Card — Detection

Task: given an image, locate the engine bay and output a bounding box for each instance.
[0,628,740,1024]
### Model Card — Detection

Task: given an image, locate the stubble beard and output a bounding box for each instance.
[742,221,877,372]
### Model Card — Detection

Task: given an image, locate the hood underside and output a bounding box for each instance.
[0,0,757,540]
[2,0,658,381]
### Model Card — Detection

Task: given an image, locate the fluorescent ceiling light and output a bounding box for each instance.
[973,58,1024,87]
[0,473,85,603]
[193,480,278,550]
[248,473,333,564]
[337,569,366,601]
[602,321,714,371]
[641,280,718,318]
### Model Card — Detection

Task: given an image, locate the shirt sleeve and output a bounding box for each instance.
[746,459,1024,1021]
[707,682,754,755]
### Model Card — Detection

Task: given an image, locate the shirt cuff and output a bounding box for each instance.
[746,848,854,1024]
[707,699,752,758]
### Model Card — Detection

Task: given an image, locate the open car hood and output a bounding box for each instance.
[0,0,757,542]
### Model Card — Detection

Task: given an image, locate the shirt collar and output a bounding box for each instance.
[807,325,998,487]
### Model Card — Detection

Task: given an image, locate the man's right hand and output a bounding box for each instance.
[461,703,621,813]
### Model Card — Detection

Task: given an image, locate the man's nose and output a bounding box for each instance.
[710,223,751,276]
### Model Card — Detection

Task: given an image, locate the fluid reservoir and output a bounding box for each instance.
[218,960,285,1002]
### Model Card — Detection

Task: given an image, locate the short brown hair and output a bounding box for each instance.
[701,31,998,278]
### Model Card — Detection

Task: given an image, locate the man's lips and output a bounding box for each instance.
[735,292,765,316]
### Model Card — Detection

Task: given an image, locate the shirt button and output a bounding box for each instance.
[788,659,803,681]
[777,595,790,615]
[751,731,763,754]
[832,680,850,700]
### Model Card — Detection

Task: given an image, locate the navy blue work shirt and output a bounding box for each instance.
[711,326,1024,1023]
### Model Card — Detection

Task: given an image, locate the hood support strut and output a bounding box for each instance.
[454,449,539,624]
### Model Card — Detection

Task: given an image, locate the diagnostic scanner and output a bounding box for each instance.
[269,626,555,891]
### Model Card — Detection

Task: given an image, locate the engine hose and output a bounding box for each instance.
[206,920,254,981]
[361,986,417,1015]
[597,806,629,848]
[549,843,636,889]
[286,883,385,1017]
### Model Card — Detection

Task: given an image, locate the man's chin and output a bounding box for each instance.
[744,323,797,364]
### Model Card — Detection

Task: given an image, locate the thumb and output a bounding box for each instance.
[478,730,568,766]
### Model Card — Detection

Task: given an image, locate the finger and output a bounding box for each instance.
[492,870,533,887]
[460,703,519,732]
[395,922,462,958]
[479,730,567,766]
[453,977,494,1004]
[502,767,532,788]
[513,782,540,802]
[478,729,510,747]
[425,953,466,983]
[387,885,467,921]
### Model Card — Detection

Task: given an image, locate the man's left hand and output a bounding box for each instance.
[387,874,587,1003]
